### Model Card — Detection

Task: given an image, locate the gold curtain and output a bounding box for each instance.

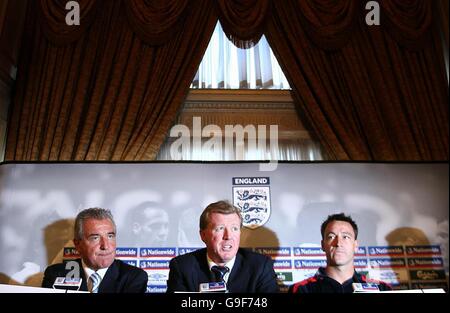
[6,0,217,160]
[39,0,101,44]
[6,0,448,161]
[217,0,270,48]
[264,0,448,160]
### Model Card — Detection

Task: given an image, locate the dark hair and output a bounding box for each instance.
[320,213,358,239]
[199,200,242,230]
[74,207,116,240]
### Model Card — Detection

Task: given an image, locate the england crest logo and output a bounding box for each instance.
[232,177,271,229]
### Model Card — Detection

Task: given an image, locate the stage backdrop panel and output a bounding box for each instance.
[0,162,448,292]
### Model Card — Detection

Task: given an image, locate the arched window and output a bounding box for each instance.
[157,23,324,162]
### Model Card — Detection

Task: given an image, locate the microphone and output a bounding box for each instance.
[199,282,227,293]
[53,277,83,291]
[352,283,380,293]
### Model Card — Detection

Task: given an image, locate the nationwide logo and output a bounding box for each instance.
[407,258,444,268]
[139,260,170,270]
[177,247,200,255]
[409,269,446,281]
[63,247,80,258]
[200,282,227,292]
[140,248,176,258]
[368,246,404,256]
[254,247,291,257]
[233,177,271,229]
[120,259,138,267]
[293,247,324,257]
[356,247,367,256]
[352,283,380,292]
[273,260,292,269]
[294,259,327,269]
[369,258,406,268]
[406,245,441,256]
[354,259,368,268]
[116,248,138,258]
[147,285,167,293]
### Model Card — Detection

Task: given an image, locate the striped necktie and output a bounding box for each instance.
[211,265,229,282]
[89,272,101,293]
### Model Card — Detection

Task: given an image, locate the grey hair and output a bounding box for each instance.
[74,207,116,240]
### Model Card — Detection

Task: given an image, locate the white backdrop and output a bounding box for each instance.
[0,162,448,291]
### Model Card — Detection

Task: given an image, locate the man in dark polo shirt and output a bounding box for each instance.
[289,213,391,293]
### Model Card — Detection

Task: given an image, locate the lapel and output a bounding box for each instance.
[98,260,119,293]
[194,249,215,290]
[80,268,88,291]
[72,259,88,292]
[226,249,243,292]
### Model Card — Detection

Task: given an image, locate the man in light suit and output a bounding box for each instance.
[42,208,147,293]
[167,200,278,293]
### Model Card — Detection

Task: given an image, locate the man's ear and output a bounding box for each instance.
[199,230,207,244]
[73,238,80,251]
[321,240,325,251]
[354,240,359,253]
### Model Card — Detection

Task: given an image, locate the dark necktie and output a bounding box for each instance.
[211,265,229,282]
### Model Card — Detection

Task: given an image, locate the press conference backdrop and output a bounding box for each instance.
[0,162,448,292]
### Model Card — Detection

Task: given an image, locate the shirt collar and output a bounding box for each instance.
[206,254,236,283]
[317,267,361,283]
[81,259,110,281]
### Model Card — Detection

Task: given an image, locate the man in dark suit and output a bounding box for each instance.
[42,207,147,293]
[167,200,278,293]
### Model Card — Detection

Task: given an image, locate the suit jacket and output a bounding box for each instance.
[42,259,148,293]
[166,248,278,293]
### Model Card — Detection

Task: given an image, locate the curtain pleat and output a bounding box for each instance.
[39,0,101,45]
[380,0,434,50]
[217,0,270,48]
[123,0,190,45]
[265,0,448,160]
[437,0,449,47]
[7,0,217,161]
[295,0,359,50]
